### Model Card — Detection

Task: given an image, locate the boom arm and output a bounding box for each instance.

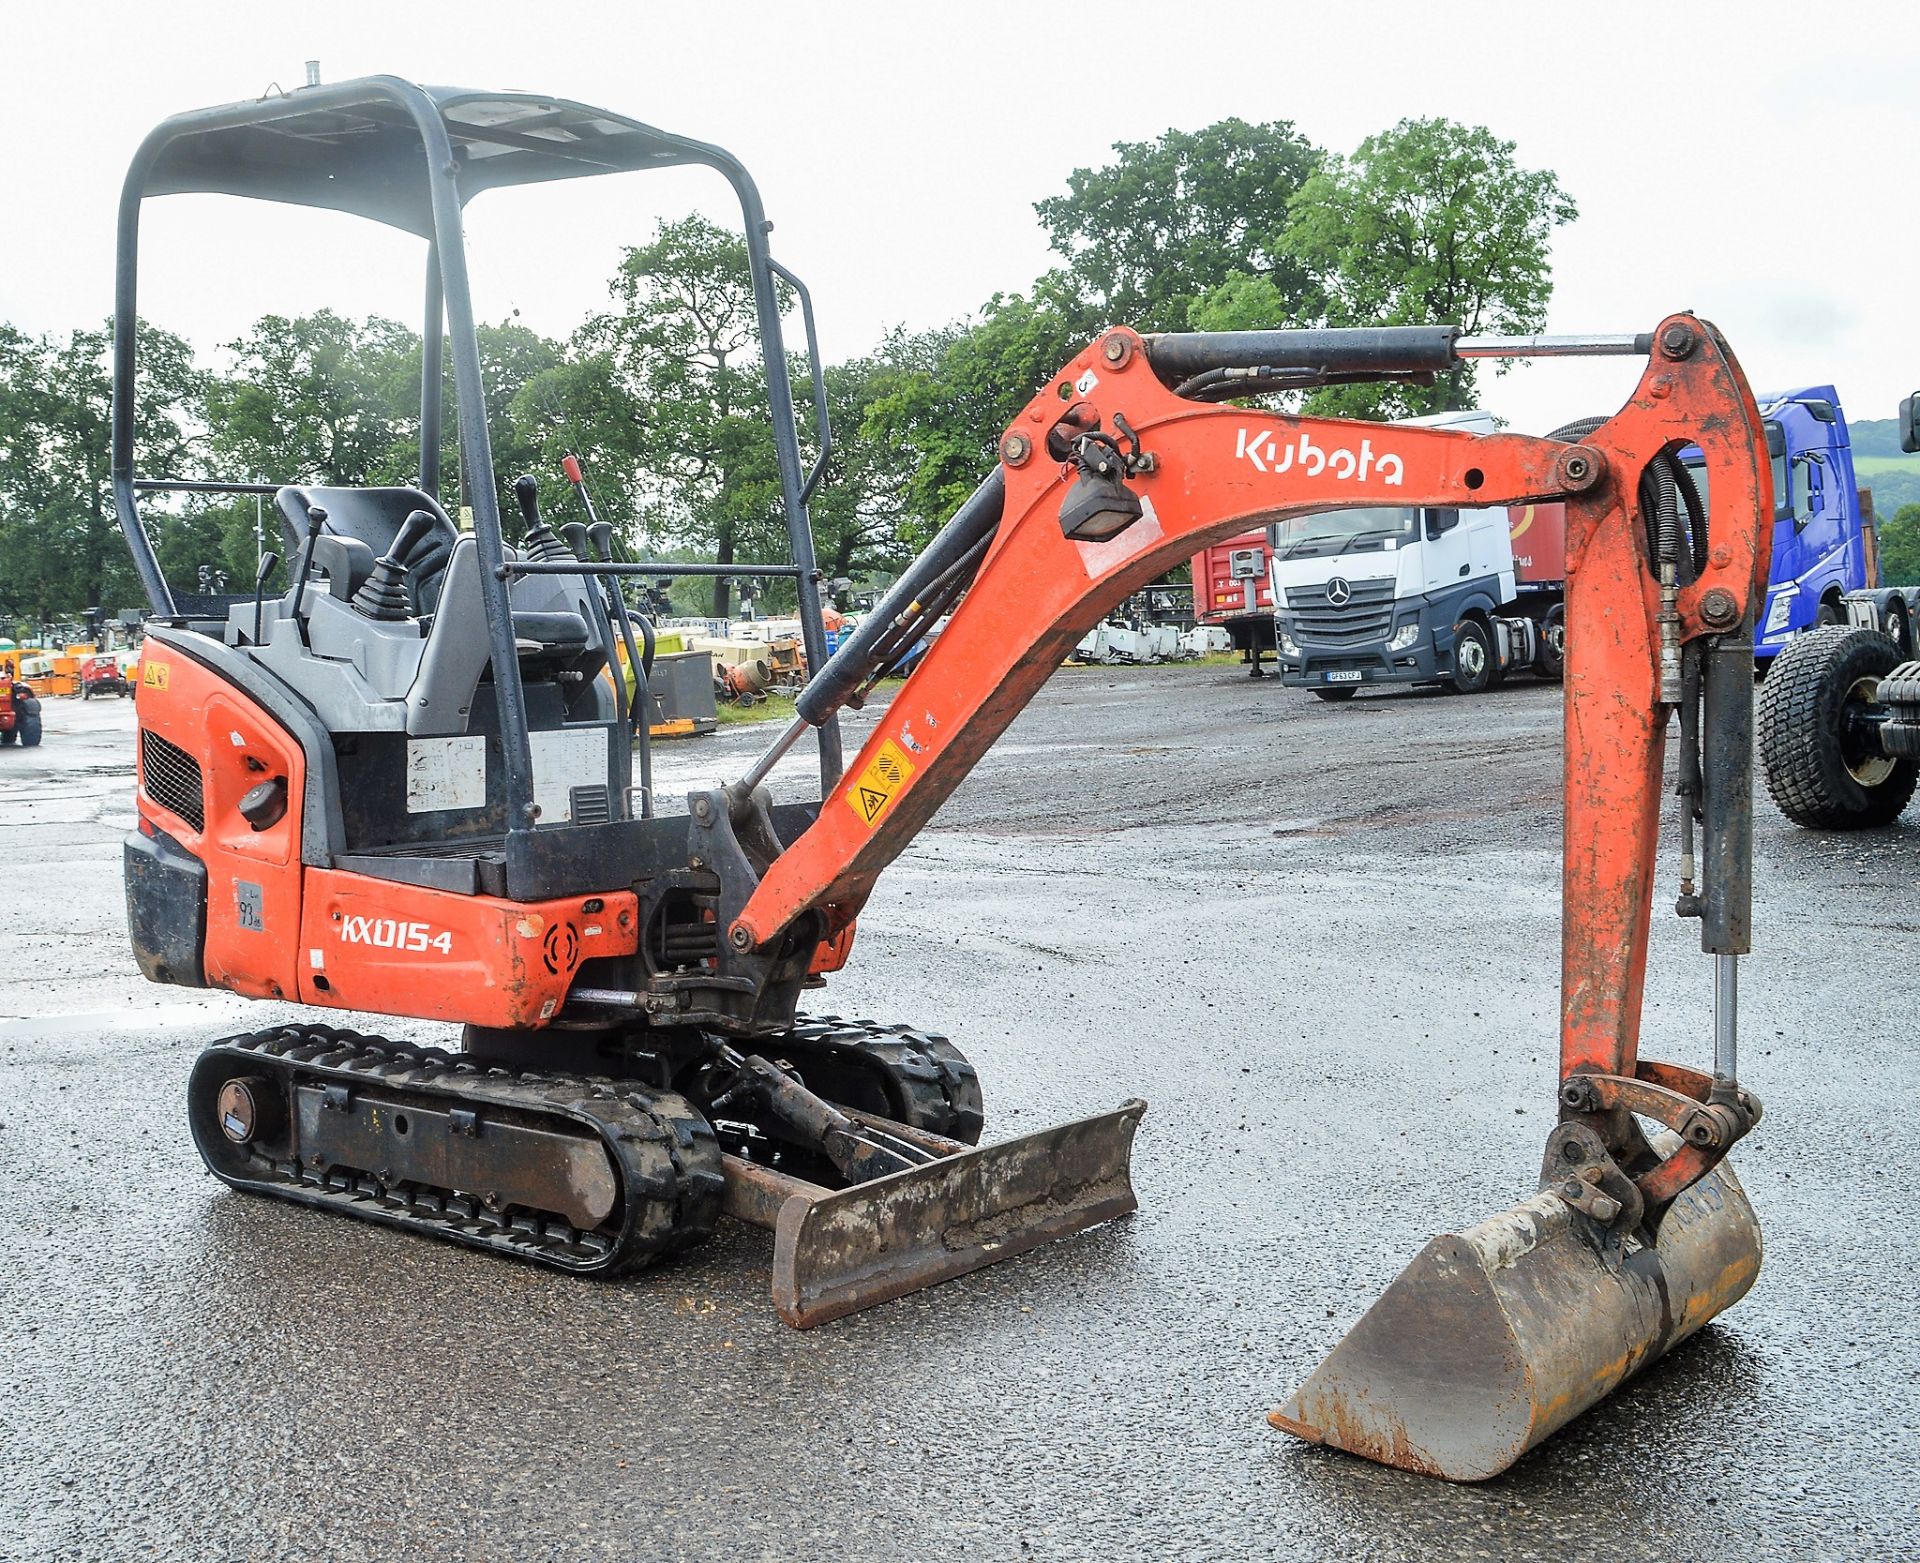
[729,312,1770,1208]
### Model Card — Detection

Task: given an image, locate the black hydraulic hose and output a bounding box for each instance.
[1677,642,1705,808]
[848,545,987,707]
[1171,365,1438,402]
[854,531,994,684]
[1654,459,1680,572]
[1672,459,1709,582]
[794,469,1005,727]
[1548,416,1708,581]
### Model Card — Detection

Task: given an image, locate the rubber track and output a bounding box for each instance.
[752,1015,985,1145]
[1757,625,1920,828]
[192,1023,725,1276]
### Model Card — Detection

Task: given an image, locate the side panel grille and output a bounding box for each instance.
[141,730,205,833]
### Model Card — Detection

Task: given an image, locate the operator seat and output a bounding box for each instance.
[275,486,460,616]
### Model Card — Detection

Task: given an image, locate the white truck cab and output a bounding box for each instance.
[1269,409,1564,700]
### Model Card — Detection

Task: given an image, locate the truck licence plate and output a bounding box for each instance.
[1324,670,1363,684]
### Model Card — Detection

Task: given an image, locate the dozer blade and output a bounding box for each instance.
[1271,1160,1762,1481]
[723,1099,1145,1327]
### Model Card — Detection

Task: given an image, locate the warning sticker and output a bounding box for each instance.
[846,739,916,828]
[141,661,170,690]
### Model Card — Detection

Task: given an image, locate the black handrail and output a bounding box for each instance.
[770,259,833,506]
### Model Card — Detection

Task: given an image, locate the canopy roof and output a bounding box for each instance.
[137,80,718,236]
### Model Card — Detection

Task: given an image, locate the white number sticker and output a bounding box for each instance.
[339,914,453,955]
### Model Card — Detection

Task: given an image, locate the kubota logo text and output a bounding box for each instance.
[339,915,453,955]
[1237,428,1403,485]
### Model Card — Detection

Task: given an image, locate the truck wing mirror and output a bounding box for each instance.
[1900,392,1920,455]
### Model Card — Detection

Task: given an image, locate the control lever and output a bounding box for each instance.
[250,550,281,646]
[563,456,656,819]
[351,510,439,621]
[582,518,655,815]
[548,516,634,814]
[513,475,571,562]
[290,505,327,648]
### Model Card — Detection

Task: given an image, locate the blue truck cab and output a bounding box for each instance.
[1680,386,1864,659]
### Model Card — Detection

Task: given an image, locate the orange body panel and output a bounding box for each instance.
[134,644,642,1029]
[296,872,639,1028]
[135,644,308,1002]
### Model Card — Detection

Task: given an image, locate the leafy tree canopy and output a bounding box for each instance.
[1036,118,1321,334]
[1879,502,1920,587]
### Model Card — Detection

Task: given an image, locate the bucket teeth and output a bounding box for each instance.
[1272,1161,1762,1481]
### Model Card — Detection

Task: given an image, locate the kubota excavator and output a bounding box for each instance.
[114,77,1769,1483]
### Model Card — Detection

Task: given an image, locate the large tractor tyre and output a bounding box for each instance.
[1758,625,1918,829]
[17,711,41,747]
[1313,685,1359,704]
[1533,606,1566,681]
[1449,619,1495,695]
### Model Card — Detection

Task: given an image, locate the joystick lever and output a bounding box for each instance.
[350,509,438,621]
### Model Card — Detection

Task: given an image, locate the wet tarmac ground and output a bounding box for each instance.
[2,668,1916,1561]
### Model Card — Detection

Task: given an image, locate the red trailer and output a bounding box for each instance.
[1190,531,1278,675]
[1507,501,1568,585]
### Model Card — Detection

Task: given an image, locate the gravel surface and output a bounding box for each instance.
[1,668,1915,1561]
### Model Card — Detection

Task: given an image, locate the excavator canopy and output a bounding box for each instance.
[134,81,726,235]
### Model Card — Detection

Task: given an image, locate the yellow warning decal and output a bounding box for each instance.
[846,738,915,828]
[141,661,170,690]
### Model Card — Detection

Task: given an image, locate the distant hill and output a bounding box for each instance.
[1850,417,1915,460]
[1845,419,1920,517]
[1862,469,1920,519]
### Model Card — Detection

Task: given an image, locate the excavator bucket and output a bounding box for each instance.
[1271,1158,1762,1481]
[722,1100,1145,1326]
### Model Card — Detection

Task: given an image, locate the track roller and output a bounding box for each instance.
[187,1025,724,1275]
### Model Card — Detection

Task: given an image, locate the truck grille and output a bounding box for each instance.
[1285,579,1395,645]
[140,730,205,832]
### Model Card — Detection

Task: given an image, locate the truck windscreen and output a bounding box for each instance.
[1273,506,1418,559]
[1680,421,1789,522]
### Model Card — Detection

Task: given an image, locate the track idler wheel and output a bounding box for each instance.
[1271,1131,1763,1481]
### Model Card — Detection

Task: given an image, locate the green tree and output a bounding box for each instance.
[0,320,205,620]
[582,216,793,617]
[1880,503,1920,586]
[1202,118,1577,417]
[804,350,922,584]
[205,310,420,490]
[507,350,649,541]
[862,284,1091,539]
[1036,119,1322,333]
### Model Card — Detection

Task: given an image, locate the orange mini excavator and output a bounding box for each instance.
[115,78,1768,1482]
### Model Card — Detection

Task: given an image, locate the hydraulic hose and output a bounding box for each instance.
[793,469,1005,728]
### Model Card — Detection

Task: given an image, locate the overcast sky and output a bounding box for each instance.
[6,0,1917,443]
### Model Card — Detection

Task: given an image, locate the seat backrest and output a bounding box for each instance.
[276,486,461,615]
